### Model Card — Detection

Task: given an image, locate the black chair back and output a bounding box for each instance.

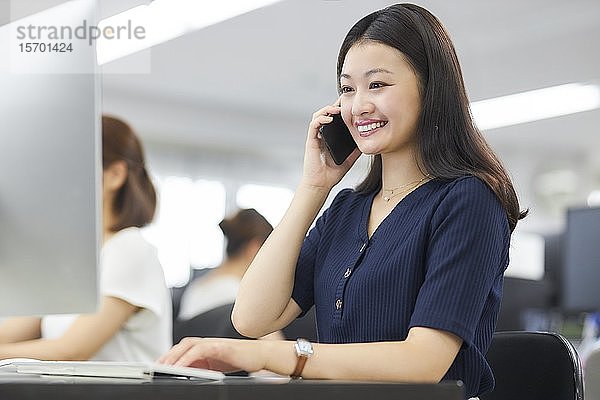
[481,331,583,400]
[282,307,318,342]
[173,303,246,344]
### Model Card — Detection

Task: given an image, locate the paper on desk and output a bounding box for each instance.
[0,358,41,372]
[7,360,225,380]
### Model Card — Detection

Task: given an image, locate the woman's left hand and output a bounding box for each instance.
[157,337,267,373]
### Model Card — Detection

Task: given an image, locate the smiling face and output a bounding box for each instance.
[339,42,422,157]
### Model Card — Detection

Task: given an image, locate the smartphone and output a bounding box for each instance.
[319,113,357,165]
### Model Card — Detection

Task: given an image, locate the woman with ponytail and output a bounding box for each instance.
[178,209,273,321]
[0,115,171,362]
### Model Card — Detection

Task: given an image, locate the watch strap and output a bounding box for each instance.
[290,355,308,379]
[291,338,313,379]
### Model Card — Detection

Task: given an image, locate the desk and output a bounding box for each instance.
[0,373,465,400]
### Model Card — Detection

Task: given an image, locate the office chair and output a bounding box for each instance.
[585,346,600,400]
[173,303,246,344]
[480,331,583,400]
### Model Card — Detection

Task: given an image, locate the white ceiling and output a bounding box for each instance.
[3,0,599,197]
[2,0,599,229]
[99,0,600,166]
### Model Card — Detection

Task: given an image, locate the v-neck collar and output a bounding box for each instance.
[358,178,438,242]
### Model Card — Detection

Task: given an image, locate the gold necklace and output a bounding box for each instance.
[381,175,430,202]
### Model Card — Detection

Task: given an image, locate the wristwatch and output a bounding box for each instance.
[290,338,313,379]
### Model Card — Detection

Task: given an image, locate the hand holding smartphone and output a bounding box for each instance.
[319,113,357,165]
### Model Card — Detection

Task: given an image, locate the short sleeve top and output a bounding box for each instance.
[291,176,510,397]
[42,227,172,362]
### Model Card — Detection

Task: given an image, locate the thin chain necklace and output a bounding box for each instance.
[381,175,431,202]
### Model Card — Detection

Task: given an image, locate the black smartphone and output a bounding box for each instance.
[319,113,357,165]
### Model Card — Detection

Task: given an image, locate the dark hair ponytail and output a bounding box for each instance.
[102,115,157,231]
[341,4,527,231]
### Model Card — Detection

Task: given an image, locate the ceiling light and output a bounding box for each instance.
[97,0,282,65]
[471,83,600,130]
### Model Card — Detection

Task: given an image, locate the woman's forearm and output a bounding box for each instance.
[0,297,138,361]
[261,327,462,382]
[0,338,89,361]
[233,183,330,337]
[0,317,41,344]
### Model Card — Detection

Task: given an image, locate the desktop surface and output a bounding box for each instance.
[0,373,465,400]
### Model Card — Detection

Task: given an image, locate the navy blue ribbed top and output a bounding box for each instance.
[291,176,510,397]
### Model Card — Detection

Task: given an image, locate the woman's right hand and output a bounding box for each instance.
[158,337,268,374]
[300,102,361,191]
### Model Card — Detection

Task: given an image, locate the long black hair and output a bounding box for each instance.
[338,3,527,231]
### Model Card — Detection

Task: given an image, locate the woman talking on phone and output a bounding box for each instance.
[159,4,526,398]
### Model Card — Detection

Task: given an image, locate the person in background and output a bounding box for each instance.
[178,208,273,321]
[579,312,600,363]
[0,115,172,362]
[159,4,527,398]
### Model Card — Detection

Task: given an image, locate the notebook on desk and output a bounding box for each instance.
[0,360,225,381]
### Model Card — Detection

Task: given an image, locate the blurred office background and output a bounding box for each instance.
[3,0,600,336]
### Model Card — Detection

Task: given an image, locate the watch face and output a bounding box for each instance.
[296,339,314,356]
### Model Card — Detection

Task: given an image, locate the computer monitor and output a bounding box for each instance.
[504,230,546,280]
[496,233,562,331]
[561,206,600,313]
[0,0,101,316]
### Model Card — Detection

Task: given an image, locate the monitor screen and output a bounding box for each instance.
[505,230,546,280]
[496,232,561,331]
[561,206,600,313]
[0,0,100,317]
